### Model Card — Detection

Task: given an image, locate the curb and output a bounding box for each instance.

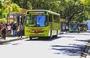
[0,37,28,44]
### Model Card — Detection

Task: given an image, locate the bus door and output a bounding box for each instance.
[49,14,52,36]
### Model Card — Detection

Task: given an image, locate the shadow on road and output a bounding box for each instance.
[25,36,62,41]
[76,39,90,43]
[0,42,20,45]
[0,42,10,45]
[51,44,86,56]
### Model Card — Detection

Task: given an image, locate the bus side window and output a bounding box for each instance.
[26,16,29,25]
[26,20,29,25]
[44,15,48,26]
[49,14,52,22]
[54,15,59,23]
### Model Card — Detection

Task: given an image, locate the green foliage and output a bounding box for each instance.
[0,1,3,18]
[0,9,2,18]
[0,1,2,8]
[12,0,32,9]
[80,0,90,5]
[0,18,7,23]
[3,3,21,13]
[12,0,90,23]
[0,1,21,18]
[59,0,90,23]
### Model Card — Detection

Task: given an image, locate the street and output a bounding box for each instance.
[0,32,90,58]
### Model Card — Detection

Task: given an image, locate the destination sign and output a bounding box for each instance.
[29,12,45,14]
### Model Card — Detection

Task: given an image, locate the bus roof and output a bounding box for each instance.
[27,10,60,16]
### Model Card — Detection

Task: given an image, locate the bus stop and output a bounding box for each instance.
[7,12,25,25]
[7,12,25,36]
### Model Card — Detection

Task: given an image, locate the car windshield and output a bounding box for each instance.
[26,15,48,27]
[69,24,78,30]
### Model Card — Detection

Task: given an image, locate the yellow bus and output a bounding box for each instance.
[25,10,61,40]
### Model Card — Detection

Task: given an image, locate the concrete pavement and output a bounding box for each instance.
[0,32,90,58]
[51,32,90,58]
[84,42,90,58]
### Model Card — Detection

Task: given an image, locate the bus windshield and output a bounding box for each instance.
[26,15,48,27]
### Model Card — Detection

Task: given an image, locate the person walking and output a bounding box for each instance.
[1,24,6,40]
[78,24,81,33]
[7,24,11,37]
[12,23,17,36]
[0,24,2,37]
[17,23,23,39]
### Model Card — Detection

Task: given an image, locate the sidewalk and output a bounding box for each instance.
[0,36,28,43]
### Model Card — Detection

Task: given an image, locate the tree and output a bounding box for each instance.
[12,0,60,12]
[0,0,22,18]
[0,1,2,8]
[58,0,89,23]
[12,0,90,23]
[0,1,4,18]
[2,1,21,17]
[12,0,32,9]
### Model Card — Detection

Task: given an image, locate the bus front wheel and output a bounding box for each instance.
[29,37,32,40]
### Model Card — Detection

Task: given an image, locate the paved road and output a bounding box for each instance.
[0,32,90,58]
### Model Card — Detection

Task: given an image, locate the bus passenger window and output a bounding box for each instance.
[26,16,34,26]
[26,16,29,26]
[44,16,48,26]
[29,19,33,24]
[26,20,29,25]
[28,16,34,26]
[54,15,59,22]
[49,14,52,22]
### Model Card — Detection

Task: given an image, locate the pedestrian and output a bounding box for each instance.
[78,25,81,33]
[7,24,11,36]
[66,25,68,31]
[62,25,65,31]
[1,24,6,40]
[0,23,2,37]
[17,23,23,39]
[12,23,17,36]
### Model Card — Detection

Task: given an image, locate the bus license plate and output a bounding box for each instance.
[35,33,38,34]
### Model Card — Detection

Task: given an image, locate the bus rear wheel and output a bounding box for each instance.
[53,35,57,38]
